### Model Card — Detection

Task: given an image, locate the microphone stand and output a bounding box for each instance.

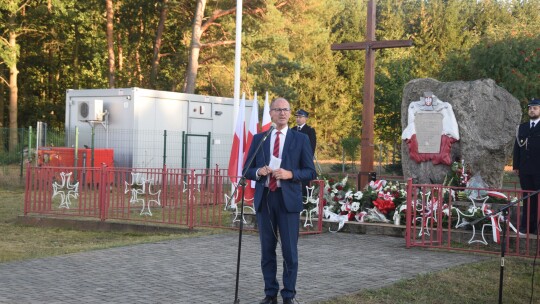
[233,126,274,304]
[469,189,540,304]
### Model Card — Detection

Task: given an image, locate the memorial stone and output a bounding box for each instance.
[401,78,522,187]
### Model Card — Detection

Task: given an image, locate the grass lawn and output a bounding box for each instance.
[0,189,218,263]
[320,257,540,303]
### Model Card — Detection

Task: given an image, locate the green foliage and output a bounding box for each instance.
[441,35,540,111]
[341,136,360,163]
[383,162,403,176]
[1,0,540,158]
[330,163,353,172]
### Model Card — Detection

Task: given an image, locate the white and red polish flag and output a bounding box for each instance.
[243,92,259,202]
[228,94,246,185]
[261,91,272,132]
[245,92,259,157]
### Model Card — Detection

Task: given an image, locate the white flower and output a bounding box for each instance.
[351,202,361,212]
[353,191,363,200]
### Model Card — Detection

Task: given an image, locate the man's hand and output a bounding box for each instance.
[273,168,292,180]
[258,166,272,177]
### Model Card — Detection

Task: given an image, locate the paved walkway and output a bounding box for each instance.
[0,232,487,304]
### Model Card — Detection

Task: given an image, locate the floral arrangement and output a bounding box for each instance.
[311,160,518,240]
[320,176,407,224]
[444,159,471,188]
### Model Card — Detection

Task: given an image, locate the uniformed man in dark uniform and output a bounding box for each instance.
[291,109,317,197]
[513,98,540,235]
[291,109,316,154]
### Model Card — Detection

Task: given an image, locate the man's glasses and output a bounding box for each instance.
[271,108,290,113]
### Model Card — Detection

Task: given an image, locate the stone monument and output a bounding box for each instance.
[401,78,522,188]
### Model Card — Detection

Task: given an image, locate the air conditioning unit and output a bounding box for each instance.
[78,100,104,121]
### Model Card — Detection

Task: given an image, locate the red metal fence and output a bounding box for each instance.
[24,165,324,234]
[404,178,539,258]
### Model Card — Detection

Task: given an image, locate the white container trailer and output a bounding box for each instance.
[65,87,253,169]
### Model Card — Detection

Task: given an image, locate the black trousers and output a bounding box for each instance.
[519,174,540,234]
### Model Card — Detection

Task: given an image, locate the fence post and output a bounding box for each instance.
[213,164,219,205]
[74,126,79,167]
[74,127,79,181]
[91,125,95,168]
[35,123,40,167]
[163,130,167,168]
[99,163,108,221]
[162,164,168,209]
[188,169,195,229]
[405,178,413,248]
[206,132,211,169]
[24,164,31,215]
[181,131,186,168]
[317,180,324,233]
[28,126,32,163]
[20,128,25,179]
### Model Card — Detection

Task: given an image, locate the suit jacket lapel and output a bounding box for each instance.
[522,123,531,136]
[282,130,295,165]
[264,134,271,166]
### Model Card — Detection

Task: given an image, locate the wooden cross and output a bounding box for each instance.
[331,0,412,188]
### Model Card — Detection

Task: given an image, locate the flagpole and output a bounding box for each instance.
[230,0,244,207]
[233,3,244,300]
[232,0,243,132]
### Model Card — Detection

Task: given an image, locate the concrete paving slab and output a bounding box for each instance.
[0,232,488,304]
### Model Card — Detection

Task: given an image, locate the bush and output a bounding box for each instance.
[383,162,403,176]
[330,163,354,172]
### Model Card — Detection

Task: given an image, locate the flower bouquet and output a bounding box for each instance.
[321,176,407,227]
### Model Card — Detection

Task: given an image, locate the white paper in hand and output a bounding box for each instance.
[269,155,281,170]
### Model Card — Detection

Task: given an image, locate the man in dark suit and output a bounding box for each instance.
[244,98,316,304]
[291,109,317,155]
[513,98,540,235]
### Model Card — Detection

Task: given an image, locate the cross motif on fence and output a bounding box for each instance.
[52,172,79,209]
[124,173,162,216]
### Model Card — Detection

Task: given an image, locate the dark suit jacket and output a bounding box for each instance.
[513,121,540,175]
[291,124,316,155]
[243,129,316,212]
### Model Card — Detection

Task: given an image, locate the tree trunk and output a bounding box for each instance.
[8,28,18,152]
[106,0,115,88]
[150,0,169,89]
[134,7,144,86]
[117,31,123,72]
[182,0,206,94]
[0,66,5,153]
[73,23,80,89]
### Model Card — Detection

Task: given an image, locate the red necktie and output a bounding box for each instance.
[268,131,281,191]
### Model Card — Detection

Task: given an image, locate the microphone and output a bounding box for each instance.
[262,123,276,142]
